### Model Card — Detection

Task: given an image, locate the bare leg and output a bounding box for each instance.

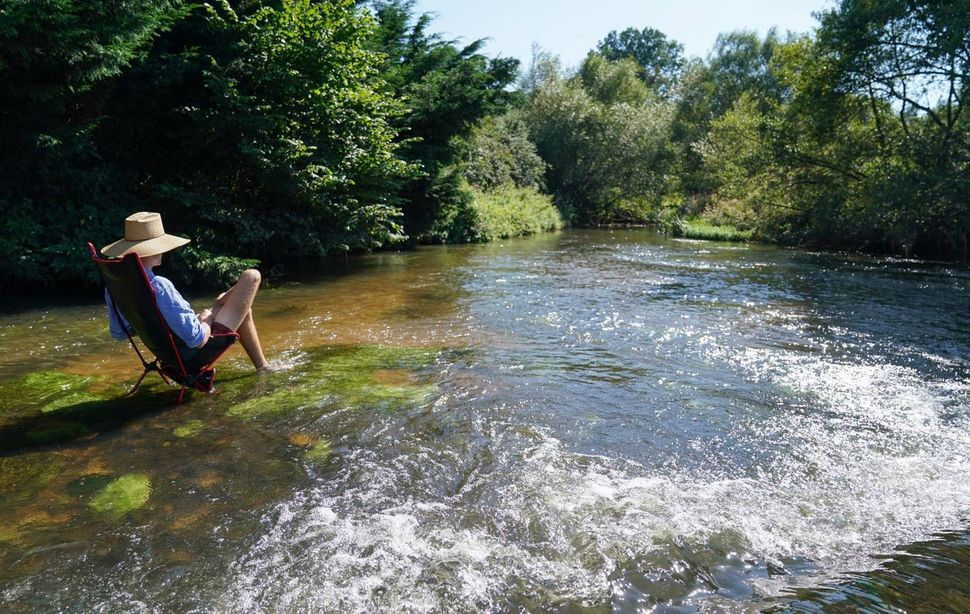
[208,269,270,370]
[235,310,269,370]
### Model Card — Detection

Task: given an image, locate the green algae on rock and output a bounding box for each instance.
[227,345,439,419]
[305,439,333,464]
[0,371,103,420]
[89,474,151,520]
[173,419,205,439]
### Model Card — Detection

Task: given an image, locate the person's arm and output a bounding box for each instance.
[151,276,208,348]
[105,288,134,341]
[195,308,213,348]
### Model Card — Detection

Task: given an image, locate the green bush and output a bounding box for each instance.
[472,185,563,240]
[89,474,152,520]
[419,168,481,244]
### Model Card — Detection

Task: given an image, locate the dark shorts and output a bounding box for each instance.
[211,322,234,335]
[179,323,238,371]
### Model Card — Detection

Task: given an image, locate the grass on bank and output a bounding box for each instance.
[472,185,563,241]
[675,218,754,242]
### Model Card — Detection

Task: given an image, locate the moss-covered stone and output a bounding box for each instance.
[173,419,205,439]
[0,371,104,421]
[227,345,439,419]
[305,439,333,464]
[40,390,101,413]
[89,474,151,520]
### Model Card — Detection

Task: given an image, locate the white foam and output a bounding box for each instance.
[219,345,970,612]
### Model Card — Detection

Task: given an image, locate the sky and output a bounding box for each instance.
[411,0,835,69]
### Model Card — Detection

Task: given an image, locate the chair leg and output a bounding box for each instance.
[177,385,187,404]
[126,367,151,397]
[158,370,172,386]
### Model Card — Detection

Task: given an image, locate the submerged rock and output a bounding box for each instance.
[227,345,439,419]
[173,419,205,439]
[0,371,104,421]
[288,432,315,447]
[89,474,152,520]
[305,439,333,464]
[0,452,68,508]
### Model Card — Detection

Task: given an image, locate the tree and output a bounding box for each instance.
[699,25,969,260]
[596,27,684,97]
[524,53,673,224]
[0,0,418,288]
[102,0,414,263]
[668,30,784,199]
[0,0,183,288]
[463,111,546,192]
[813,0,970,257]
[366,0,519,240]
[704,29,783,116]
[578,52,652,106]
[818,0,969,155]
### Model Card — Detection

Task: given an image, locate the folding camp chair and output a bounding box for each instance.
[88,242,239,403]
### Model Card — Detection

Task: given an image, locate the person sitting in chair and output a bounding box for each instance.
[102,211,274,372]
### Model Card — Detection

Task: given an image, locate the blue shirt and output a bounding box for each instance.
[105,270,206,348]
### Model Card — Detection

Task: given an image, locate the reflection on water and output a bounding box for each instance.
[1,229,969,611]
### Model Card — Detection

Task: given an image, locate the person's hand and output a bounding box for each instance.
[198,308,213,323]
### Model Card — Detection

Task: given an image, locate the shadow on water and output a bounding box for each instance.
[0,372,254,454]
[0,392,173,454]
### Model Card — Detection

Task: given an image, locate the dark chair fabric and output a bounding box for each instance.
[88,243,238,402]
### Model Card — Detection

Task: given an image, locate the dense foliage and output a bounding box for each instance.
[523,51,673,225]
[515,0,968,260]
[462,113,546,193]
[596,27,684,98]
[1,0,413,288]
[691,0,969,258]
[469,184,563,241]
[0,0,184,286]
[0,0,517,291]
[450,112,559,242]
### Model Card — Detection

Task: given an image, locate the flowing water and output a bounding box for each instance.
[1,229,969,612]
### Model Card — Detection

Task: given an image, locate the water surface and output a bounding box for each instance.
[1,229,969,611]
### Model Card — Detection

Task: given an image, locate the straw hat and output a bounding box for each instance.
[101,212,190,258]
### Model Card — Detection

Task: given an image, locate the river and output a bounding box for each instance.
[1,228,969,612]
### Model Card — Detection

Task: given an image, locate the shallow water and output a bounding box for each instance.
[1,229,969,612]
